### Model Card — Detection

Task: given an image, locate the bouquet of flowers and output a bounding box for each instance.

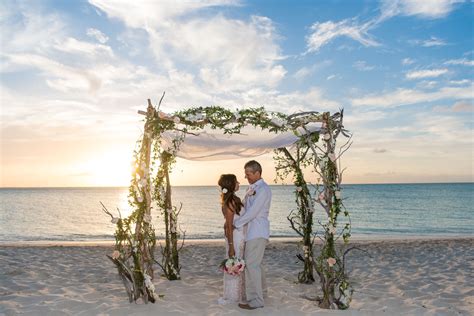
[219,257,245,276]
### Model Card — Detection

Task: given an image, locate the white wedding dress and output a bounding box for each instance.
[218,209,246,304]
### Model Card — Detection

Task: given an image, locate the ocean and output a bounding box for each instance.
[0,183,472,242]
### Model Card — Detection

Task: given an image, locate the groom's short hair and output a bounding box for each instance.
[245,160,262,174]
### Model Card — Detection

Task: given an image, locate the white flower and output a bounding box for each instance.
[195,113,204,120]
[324,133,331,140]
[328,153,337,162]
[144,273,155,292]
[234,113,241,120]
[221,188,228,194]
[270,118,284,127]
[335,190,342,199]
[144,214,152,223]
[173,116,180,124]
[139,178,147,187]
[328,225,336,235]
[112,250,120,259]
[134,184,140,194]
[137,196,144,203]
[296,186,303,192]
[111,217,119,224]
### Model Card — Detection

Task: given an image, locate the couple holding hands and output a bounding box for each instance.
[218,160,271,310]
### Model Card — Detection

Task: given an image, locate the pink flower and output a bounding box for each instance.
[112,250,120,260]
[327,257,336,267]
[158,111,168,119]
[318,192,325,202]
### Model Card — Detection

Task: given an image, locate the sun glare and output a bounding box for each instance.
[78,149,134,187]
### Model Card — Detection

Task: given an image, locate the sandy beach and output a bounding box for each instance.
[1,237,473,316]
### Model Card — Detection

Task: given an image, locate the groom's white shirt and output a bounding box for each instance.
[234,179,271,241]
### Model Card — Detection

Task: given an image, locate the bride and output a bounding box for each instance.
[218,174,246,304]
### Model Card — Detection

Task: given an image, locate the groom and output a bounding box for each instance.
[234,160,271,310]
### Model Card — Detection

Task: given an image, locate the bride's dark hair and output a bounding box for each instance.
[218,174,242,215]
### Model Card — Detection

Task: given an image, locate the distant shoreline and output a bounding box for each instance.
[2,235,473,247]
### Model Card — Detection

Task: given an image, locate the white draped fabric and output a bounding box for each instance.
[161,123,321,161]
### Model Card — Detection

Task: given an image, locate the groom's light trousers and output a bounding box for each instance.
[244,238,267,308]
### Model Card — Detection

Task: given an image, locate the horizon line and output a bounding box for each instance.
[1,181,473,189]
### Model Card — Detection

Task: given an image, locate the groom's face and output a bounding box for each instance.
[244,168,261,184]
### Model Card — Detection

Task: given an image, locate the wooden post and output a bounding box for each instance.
[161,151,180,280]
[318,112,337,308]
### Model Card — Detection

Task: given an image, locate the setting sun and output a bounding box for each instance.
[75,149,133,187]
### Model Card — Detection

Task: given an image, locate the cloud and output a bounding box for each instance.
[344,110,387,125]
[293,60,332,80]
[306,19,379,53]
[293,67,312,80]
[5,54,102,93]
[86,28,109,43]
[434,100,473,112]
[406,68,448,79]
[416,81,438,89]
[353,60,375,71]
[444,58,474,66]
[0,2,66,54]
[305,0,462,54]
[352,83,473,107]
[408,37,448,47]
[219,87,340,114]
[422,36,447,47]
[54,37,114,57]
[452,100,474,112]
[401,58,415,65]
[449,79,471,85]
[380,0,465,19]
[89,0,240,29]
[88,1,286,91]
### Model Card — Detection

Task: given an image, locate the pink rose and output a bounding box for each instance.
[112,250,120,260]
[327,257,336,267]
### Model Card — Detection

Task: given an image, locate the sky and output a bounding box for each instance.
[0,0,473,187]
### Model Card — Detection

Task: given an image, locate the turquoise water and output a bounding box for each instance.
[0,183,472,242]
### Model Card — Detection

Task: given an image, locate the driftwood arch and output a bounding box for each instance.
[103,95,354,309]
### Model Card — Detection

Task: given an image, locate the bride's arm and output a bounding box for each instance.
[224,206,235,257]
